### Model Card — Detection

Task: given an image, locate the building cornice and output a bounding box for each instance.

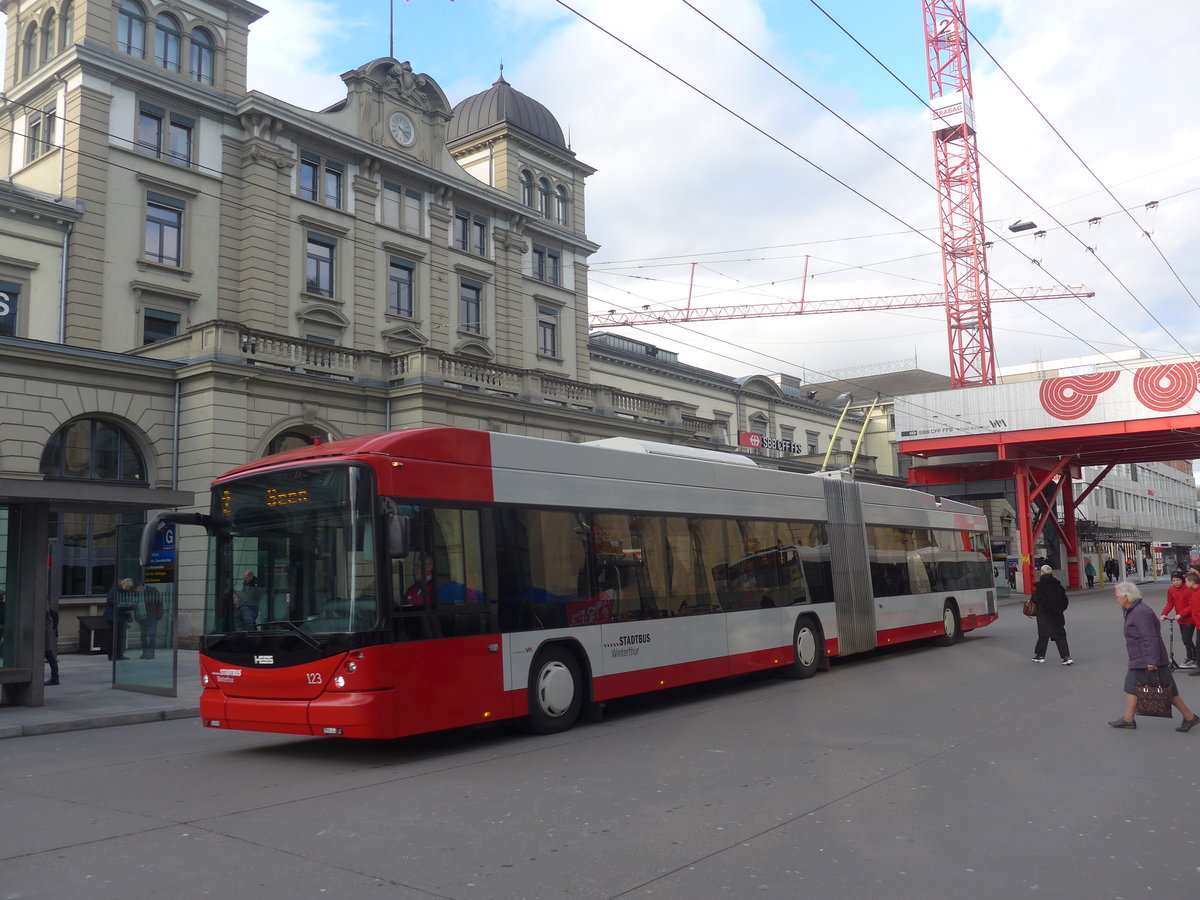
[0,183,84,225]
[590,347,859,424]
[448,124,596,177]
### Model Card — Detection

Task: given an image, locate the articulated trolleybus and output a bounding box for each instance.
[144,427,996,739]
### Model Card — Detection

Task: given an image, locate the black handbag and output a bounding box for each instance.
[1135,670,1174,718]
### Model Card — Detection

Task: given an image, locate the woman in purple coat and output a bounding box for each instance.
[1111,582,1200,730]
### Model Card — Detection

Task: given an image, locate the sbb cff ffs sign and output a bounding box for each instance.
[738,431,804,455]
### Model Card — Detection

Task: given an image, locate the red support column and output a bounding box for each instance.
[1062,470,1081,589]
[1015,461,1034,593]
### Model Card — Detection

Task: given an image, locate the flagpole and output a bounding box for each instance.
[389,0,394,58]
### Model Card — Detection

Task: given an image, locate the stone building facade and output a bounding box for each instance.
[0,0,891,703]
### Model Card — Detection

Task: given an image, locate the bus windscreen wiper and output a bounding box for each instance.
[263,620,326,650]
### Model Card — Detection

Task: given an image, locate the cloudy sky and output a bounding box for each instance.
[6,1,1197,385]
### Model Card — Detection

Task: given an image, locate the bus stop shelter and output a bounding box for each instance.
[0,478,192,708]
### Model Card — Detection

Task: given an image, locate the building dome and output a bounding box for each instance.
[448,72,567,150]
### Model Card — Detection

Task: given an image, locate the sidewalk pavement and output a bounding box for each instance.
[1000,577,1162,604]
[0,649,202,740]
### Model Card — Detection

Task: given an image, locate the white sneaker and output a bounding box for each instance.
[1032,657,1046,663]
[1181,660,1197,669]
[1061,659,1075,666]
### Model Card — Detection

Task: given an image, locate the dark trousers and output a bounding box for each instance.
[1035,635,1071,660]
[108,622,128,660]
[138,621,159,658]
[44,609,59,682]
[1179,623,1196,663]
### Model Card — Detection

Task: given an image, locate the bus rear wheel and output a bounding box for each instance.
[934,602,960,646]
[527,645,583,734]
[785,616,823,679]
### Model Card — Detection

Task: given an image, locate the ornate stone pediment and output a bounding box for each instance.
[343,58,452,120]
[453,339,495,360]
[296,304,351,328]
[381,323,429,352]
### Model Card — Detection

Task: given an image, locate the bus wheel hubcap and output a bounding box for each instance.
[796,628,816,667]
[538,661,574,717]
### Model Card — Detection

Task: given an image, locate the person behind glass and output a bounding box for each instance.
[44,604,60,685]
[1084,560,1097,589]
[1110,581,1200,731]
[135,585,164,659]
[1161,572,1196,669]
[234,570,262,631]
[104,577,135,660]
[405,554,435,607]
[1031,564,1073,665]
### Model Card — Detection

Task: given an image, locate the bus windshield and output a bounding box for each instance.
[208,464,380,636]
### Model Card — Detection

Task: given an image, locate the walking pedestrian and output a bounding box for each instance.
[1110,581,1200,731]
[1161,572,1196,669]
[1084,560,1097,589]
[1030,564,1073,665]
[43,606,60,685]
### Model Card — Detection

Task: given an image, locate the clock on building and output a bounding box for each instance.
[389,111,416,147]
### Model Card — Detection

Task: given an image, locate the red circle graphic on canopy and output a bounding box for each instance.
[1132,363,1200,412]
[1039,372,1120,420]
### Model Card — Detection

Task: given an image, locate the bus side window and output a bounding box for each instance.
[683,517,725,615]
[431,508,489,636]
[592,513,658,621]
[495,508,588,631]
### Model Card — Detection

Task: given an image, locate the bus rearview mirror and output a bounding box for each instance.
[382,500,410,558]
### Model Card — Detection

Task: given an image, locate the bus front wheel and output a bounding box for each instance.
[785,616,823,679]
[934,602,960,646]
[527,645,583,734]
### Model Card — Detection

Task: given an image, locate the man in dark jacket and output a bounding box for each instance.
[1031,564,1073,665]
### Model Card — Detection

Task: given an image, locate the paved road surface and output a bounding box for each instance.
[1,581,1193,899]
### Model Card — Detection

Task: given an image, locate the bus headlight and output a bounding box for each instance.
[345,661,357,673]
[333,675,346,688]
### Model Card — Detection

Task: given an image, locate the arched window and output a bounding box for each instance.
[40,418,146,482]
[155,13,182,71]
[519,169,534,207]
[555,184,569,227]
[40,11,57,64]
[60,2,75,50]
[190,28,215,85]
[538,177,551,217]
[117,0,147,58]
[40,419,148,598]
[23,23,38,76]
[267,431,320,456]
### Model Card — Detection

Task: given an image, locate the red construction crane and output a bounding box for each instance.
[589,282,1091,328]
[924,0,992,388]
[592,1,1071,377]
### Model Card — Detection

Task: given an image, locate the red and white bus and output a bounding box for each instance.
[144,427,997,739]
